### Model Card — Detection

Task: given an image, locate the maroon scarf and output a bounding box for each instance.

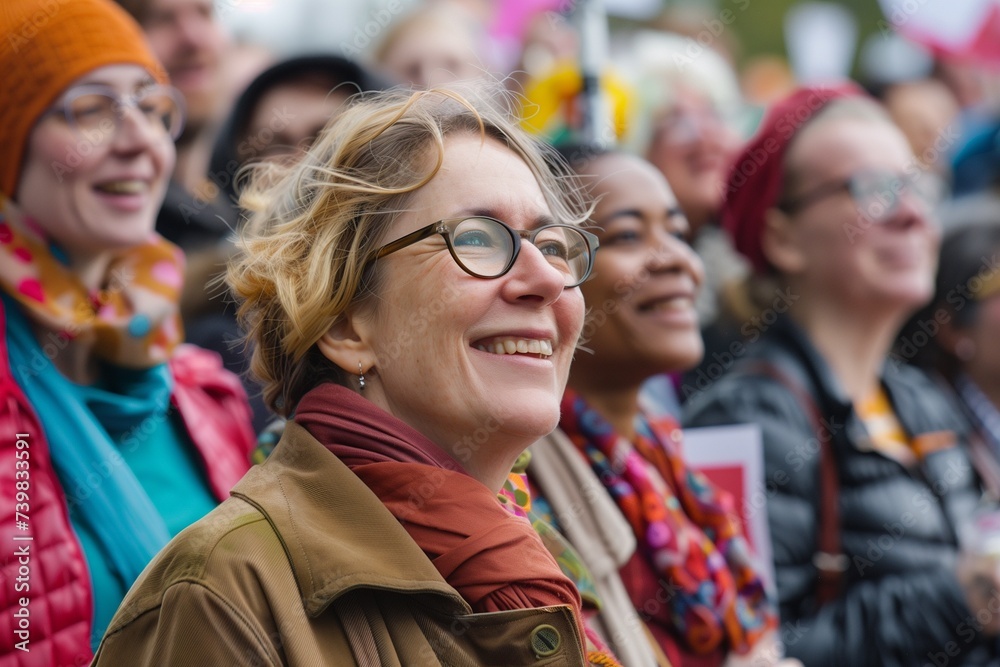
[294,383,584,621]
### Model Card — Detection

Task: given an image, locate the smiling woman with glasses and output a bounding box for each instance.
[524,147,792,667]
[686,87,1000,667]
[92,86,622,666]
[0,1,254,665]
[45,82,186,143]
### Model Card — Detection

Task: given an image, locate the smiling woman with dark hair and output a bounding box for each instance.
[527,148,786,667]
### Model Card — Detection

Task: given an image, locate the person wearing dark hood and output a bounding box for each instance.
[186,54,384,432]
[208,54,386,221]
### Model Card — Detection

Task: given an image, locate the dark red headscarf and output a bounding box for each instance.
[721,84,866,274]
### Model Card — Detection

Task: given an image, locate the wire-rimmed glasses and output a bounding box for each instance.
[46,83,186,143]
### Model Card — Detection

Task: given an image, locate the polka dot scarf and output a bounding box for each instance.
[0,196,183,368]
[560,389,776,656]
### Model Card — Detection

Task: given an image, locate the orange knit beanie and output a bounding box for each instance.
[0,0,166,197]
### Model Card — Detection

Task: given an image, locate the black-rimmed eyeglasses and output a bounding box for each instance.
[45,83,186,143]
[370,216,600,288]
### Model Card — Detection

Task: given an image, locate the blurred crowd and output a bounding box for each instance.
[6,0,1000,665]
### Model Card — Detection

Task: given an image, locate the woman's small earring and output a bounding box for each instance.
[358,362,366,391]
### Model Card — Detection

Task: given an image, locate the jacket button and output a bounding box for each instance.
[530,624,561,657]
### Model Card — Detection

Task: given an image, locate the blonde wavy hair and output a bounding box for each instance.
[227,86,590,416]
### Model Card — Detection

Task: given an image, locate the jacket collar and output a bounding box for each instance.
[761,314,968,438]
[231,421,471,618]
[760,314,852,410]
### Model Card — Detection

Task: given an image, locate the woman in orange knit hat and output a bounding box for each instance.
[0,1,254,662]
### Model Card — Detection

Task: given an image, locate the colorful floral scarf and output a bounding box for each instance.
[560,389,776,656]
[501,461,623,666]
[500,462,601,608]
[0,196,183,369]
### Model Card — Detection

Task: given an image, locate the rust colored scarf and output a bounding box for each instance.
[294,383,584,620]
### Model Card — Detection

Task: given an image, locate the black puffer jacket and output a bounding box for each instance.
[684,315,998,666]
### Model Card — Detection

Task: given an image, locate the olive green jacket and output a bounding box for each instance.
[92,422,585,666]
